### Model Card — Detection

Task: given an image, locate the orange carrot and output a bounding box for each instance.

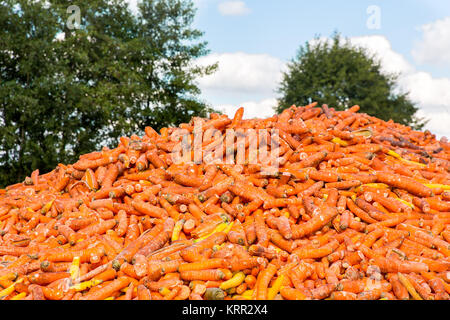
[291,205,337,239]
[81,276,131,300]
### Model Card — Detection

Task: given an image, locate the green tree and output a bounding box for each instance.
[276,33,426,130]
[0,0,216,187]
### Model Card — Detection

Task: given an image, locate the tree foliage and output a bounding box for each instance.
[276,33,426,130]
[0,0,216,187]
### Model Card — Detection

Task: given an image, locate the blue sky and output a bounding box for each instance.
[129,0,450,137]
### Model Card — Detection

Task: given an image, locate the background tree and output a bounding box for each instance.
[276,33,426,130]
[0,0,216,187]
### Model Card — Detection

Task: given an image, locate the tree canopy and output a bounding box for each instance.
[0,0,216,187]
[276,33,426,130]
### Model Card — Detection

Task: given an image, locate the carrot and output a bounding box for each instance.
[280,287,307,300]
[132,199,167,219]
[147,260,182,281]
[354,198,387,221]
[180,270,225,281]
[291,205,337,239]
[404,273,433,300]
[370,256,428,273]
[29,284,45,300]
[227,220,247,246]
[54,175,70,192]
[71,219,117,243]
[358,289,384,300]
[388,273,409,300]
[311,283,335,299]
[293,239,339,259]
[346,197,377,224]
[425,197,450,212]
[330,291,357,300]
[101,164,120,189]
[137,284,152,300]
[365,216,406,232]
[397,273,422,300]
[270,231,294,253]
[180,232,226,262]
[159,197,180,220]
[42,286,64,300]
[135,218,174,257]
[266,215,292,240]
[428,278,450,300]
[376,172,433,197]
[178,259,229,272]
[81,276,131,300]
[255,263,278,300]
[46,246,105,263]
[92,268,117,283]
[253,209,269,247]
[28,272,70,286]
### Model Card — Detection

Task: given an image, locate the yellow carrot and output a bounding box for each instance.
[397,199,415,209]
[10,292,26,300]
[159,287,171,296]
[0,278,23,299]
[332,137,348,147]
[69,256,81,283]
[220,272,245,290]
[424,184,450,191]
[397,273,422,300]
[194,222,229,243]
[171,219,185,242]
[241,289,254,298]
[0,272,18,282]
[387,150,401,159]
[70,279,103,292]
[401,159,426,168]
[223,221,235,234]
[41,199,55,214]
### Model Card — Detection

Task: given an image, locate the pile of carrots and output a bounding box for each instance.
[0,102,449,300]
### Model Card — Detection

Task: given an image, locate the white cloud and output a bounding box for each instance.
[416,109,450,138]
[196,52,286,95]
[348,36,414,75]
[218,1,251,16]
[399,72,450,111]
[216,98,278,119]
[398,71,450,138]
[412,17,450,67]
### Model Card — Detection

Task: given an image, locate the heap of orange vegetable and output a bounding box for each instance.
[0,103,449,300]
